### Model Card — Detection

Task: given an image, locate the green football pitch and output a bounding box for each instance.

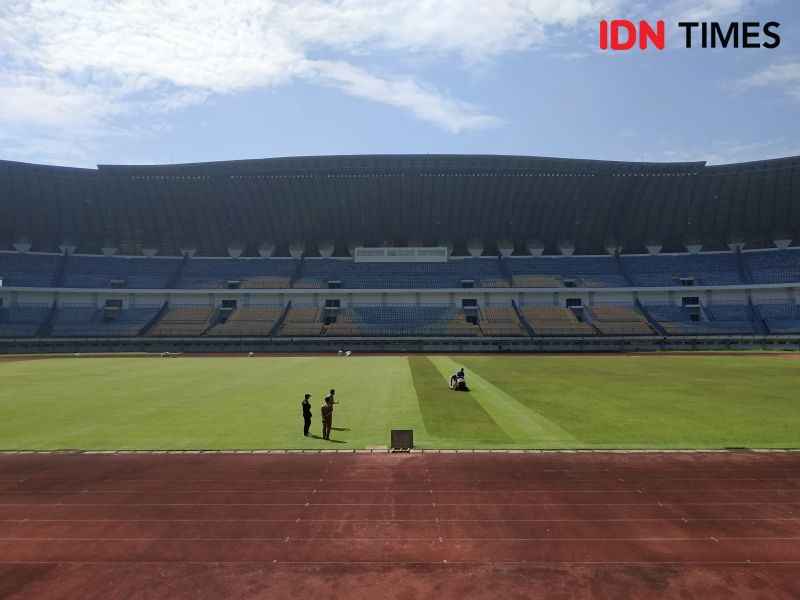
[1,354,798,450]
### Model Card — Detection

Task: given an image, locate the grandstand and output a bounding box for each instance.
[0,154,798,351]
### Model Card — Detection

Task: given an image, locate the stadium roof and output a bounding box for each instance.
[0,154,798,256]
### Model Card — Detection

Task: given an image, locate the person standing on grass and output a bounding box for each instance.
[325,388,338,407]
[321,389,338,440]
[302,393,312,437]
[321,396,333,440]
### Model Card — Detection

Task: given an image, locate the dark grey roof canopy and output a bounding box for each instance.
[0,154,797,256]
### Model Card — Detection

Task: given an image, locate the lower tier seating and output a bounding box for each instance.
[208,307,283,336]
[0,305,50,337]
[277,307,323,336]
[149,307,215,337]
[519,307,596,336]
[479,307,526,337]
[324,306,477,337]
[588,306,656,336]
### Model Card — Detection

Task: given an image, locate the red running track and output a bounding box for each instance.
[0,452,798,599]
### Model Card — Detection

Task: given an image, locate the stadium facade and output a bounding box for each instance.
[0,154,798,353]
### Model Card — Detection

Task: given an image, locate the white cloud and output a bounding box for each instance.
[304,60,504,133]
[663,0,750,21]
[738,61,800,102]
[0,0,616,164]
[656,138,800,165]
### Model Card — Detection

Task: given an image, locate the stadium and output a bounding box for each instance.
[1,153,799,353]
[1,153,799,597]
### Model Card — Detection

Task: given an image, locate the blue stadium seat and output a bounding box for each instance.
[295,258,507,289]
[177,258,298,289]
[63,255,181,288]
[622,253,741,287]
[743,249,800,284]
[0,252,60,287]
[0,305,50,337]
[505,256,627,287]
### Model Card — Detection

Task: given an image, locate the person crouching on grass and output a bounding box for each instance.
[321,388,338,440]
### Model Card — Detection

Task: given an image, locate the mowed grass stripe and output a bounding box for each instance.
[407,356,511,446]
[429,356,578,447]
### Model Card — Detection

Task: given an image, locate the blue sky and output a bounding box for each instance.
[1,0,798,167]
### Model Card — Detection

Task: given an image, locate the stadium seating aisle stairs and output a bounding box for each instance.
[165,254,191,289]
[53,252,69,287]
[511,300,535,336]
[734,249,754,285]
[269,302,292,337]
[747,299,769,334]
[497,256,515,288]
[37,302,58,337]
[139,302,170,336]
[614,253,635,286]
[290,259,304,287]
[636,299,668,337]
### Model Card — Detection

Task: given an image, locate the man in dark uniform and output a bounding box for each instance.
[302,393,312,437]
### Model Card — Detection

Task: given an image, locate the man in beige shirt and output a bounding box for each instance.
[321,388,338,440]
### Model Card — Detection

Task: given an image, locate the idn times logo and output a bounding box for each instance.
[599,20,781,50]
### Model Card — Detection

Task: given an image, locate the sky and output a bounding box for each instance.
[0,0,798,168]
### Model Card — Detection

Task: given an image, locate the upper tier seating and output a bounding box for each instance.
[2,249,800,290]
[519,306,596,336]
[588,306,655,335]
[177,259,297,289]
[621,253,741,287]
[505,256,628,288]
[63,255,181,288]
[0,305,49,337]
[743,249,800,284]
[294,258,508,289]
[0,252,60,287]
